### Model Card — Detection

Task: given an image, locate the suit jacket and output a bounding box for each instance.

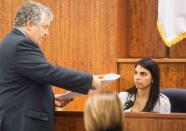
[0,28,93,131]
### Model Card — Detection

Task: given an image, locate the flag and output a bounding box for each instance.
[157,0,186,47]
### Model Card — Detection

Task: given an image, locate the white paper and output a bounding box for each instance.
[55,91,83,99]
[101,73,120,85]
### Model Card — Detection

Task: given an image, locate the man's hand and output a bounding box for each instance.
[55,97,73,108]
[96,74,104,79]
[91,75,102,90]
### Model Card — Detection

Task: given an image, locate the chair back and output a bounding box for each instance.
[161,88,186,113]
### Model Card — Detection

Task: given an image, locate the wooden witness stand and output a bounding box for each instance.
[55,111,186,131]
[124,112,186,131]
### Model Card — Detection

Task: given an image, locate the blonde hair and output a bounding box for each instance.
[84,89,123,131]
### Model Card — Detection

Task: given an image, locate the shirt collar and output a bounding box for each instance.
[15,27,30,39]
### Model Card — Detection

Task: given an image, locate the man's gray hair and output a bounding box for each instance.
[14,1,53,27]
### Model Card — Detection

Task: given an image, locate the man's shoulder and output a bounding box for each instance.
[2,30,37,48]
[2,30,27,44]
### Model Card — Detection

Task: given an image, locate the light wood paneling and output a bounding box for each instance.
[170,39,186,57]
[116,0,126,58]
[125,0,166,57]
[49,0,118,110]
[117,59,186,91]
[0,0,13,41]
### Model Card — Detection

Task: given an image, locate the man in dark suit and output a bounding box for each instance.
[0,1,101,131]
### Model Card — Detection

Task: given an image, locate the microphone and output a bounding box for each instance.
[123,100,134,110]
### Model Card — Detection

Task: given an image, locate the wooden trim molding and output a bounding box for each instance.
[117,58,186,63]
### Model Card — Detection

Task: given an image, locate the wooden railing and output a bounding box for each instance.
[55,111,186,131]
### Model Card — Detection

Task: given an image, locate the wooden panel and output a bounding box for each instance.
[170,39,186,57]
[50,0,118,111]
[117,59,186,91]
[116,0,127,58]
[118,63,134,91]
[124,112,186,131]
[126,0,166,57]
[160,63,186,88]
[55,111,186,131]
[54,0,117,72]
[0,0,12,41]
[55,111,85,131]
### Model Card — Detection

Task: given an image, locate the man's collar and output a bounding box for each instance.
[14,28,30,38]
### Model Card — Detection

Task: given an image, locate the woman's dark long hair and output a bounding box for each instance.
[127,58,160,112]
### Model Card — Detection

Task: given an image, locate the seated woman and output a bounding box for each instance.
[119,58,171,113]
[84,89,123,131]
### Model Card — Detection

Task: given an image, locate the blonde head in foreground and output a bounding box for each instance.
[84,89,123,131]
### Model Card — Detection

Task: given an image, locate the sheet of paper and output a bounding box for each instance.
[101,73,120,85]
[55,91,83,99]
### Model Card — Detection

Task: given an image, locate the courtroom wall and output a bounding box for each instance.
[0,0,186,110]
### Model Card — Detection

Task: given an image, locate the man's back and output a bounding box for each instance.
[0,29,54,131]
